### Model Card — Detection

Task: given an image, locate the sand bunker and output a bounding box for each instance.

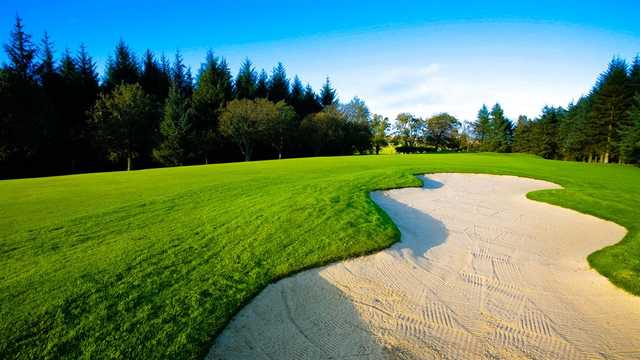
[208,173,640,359]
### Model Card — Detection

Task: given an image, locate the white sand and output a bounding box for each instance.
[208,173,640,359]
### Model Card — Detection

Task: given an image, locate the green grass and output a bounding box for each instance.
[1,153,639,359]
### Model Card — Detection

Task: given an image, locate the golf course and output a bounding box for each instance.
[2,153,640,359]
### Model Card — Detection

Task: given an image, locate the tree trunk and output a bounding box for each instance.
[278,151,282,160]
[127,156,131,171]
[205,155,208,165]
[244,144,252,161]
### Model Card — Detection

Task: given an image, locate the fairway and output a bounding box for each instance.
[1,153,640,359]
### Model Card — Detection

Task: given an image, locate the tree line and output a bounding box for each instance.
[466,57,640,164]
[0,17,388,178]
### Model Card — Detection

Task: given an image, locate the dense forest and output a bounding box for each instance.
[1,17,639,179]
[0,17,388,178]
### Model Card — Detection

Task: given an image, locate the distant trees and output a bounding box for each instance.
[220,99,294,161]
[491,56,640,164]
[425,113,460,151]
[3,16,640,178]
[90,84,156,171]
[0,16,396,178]
[473,105,491,149]
[319,77,337,107]
[370,114,390,154]
[153,84,193,166]
[390,112,461,153]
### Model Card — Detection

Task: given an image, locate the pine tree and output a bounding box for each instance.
[1,16,42,175]
[488,103,513,152]
[473,104,491,149]
[4,16,37,80]
[619,94,640,163]
[558,98,590,160]
[255,69,269,99]
[37,32,63,167]
[629,55,640,96]
[591,57,631,163]
[289,75,304,114]
[235,58,257,99]
[153,84,192,165]
[268,62,289,103]
[191,51,233,163]
[512,115,532,153]
[319,77,337,106]
[37,32,58,86]
[141,49,170,101]
[171,50,193,97]
[537,106,564,159]
[104,39,139,92]
[300,84,321,118]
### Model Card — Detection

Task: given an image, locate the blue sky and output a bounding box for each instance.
[2,1,640,121]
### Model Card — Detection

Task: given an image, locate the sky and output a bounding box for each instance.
[1,1,640,121]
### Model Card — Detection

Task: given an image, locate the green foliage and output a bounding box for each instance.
[319,77,337,106]
[219,98,277,161]
[3,16,37,79]
[153,85,193,166]
[507,57,640,164]
[90,83,156,170]
[473,104,491,148]
[424,113,460,151]
[2,154,640,359]
[141,50,170,101]
[0,17,43,172]
[300,105,347,155]
[255,69,269,99]
[267,62,289,103]
[488,103,513,152]
[104,40,140,92]
[620,94,640,163]
[370,114,390,154]
[191,52,233,164]
[234,58,257,100]
[395,112,425,147]
[300,83,322,117]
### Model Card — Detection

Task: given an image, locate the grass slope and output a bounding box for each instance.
[1,153,639,359]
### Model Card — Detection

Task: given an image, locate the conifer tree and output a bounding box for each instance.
[289,76,304,114]
[104,39,139,92]
[37,32,58,86]
[153,84,192,165]
[300,84,321,118]
[537,106,564,159]
[4,16,37,80]
[255,69,269,99]
[1,16,42,174]
[512,115,533,153]
[591,57,631,163]
[235,58,257,99]
[171,50,193,96]
[268,62,289,103]
[620,94,640,163]
[629,55,640,96]
[473,104,491,149]
[37,31,63,166]
[488,103,513,152]
[141,50,170,101]
[319,77,337,106]
[191,51,233,163]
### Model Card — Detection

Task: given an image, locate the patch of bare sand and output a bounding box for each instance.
[208,173,640,359]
